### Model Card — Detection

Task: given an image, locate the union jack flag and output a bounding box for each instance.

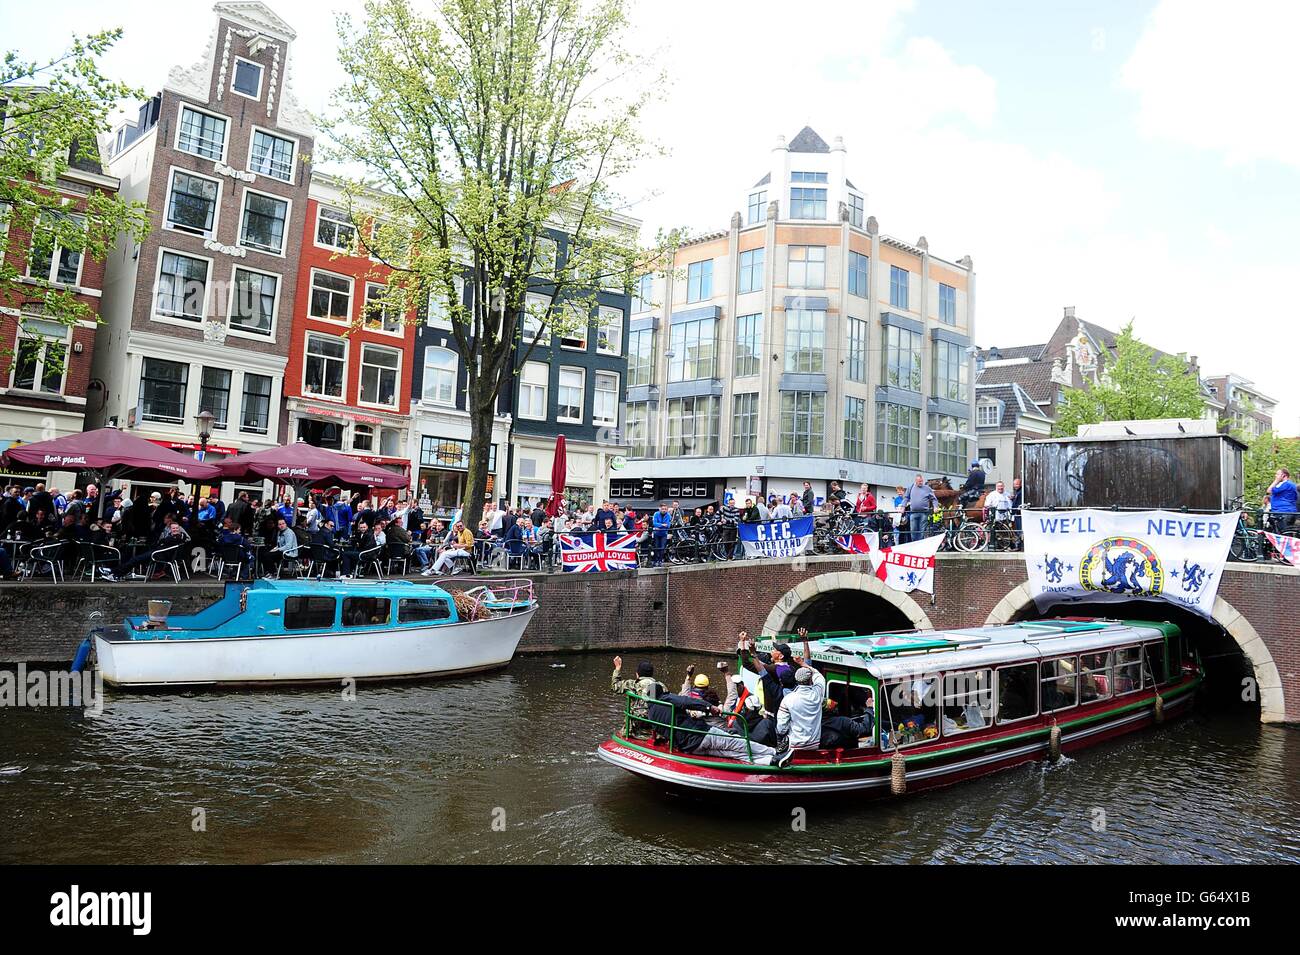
[558,532,640,572]
[835,531,879,555]
[1265,532,1300,568]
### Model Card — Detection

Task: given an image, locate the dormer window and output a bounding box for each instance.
[232,58,263,99]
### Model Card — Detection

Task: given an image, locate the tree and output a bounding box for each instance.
[323,0,679,528]
[1243,431,1300,507]
[1051,321,1205,437]
[1,31,152,366]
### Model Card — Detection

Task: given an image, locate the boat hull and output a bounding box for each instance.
[93,607,535,687]
[597,676,1198,796]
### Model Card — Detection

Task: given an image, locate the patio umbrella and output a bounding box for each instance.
[546,434,567,517]
[0,427,223,517]
[215,440,408,503]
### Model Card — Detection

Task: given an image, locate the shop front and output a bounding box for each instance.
[416,435,501,520]
[286,398,412,495]
[510,436,616,511]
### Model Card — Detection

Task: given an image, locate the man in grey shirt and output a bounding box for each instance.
[902,473,939,544]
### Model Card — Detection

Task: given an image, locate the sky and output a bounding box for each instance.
[4,0,1298,433]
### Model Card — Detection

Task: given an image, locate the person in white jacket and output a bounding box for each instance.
[775,630,825,767]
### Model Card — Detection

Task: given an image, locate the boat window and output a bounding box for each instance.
[1114,646,1142,695]
[1143,642,1161,686]
[342,596,391,627]
[284,596,335,630]
[398,597,452,623]
[1040,657,1078,712]
[880,675,939,750]
[941,669,992,735]
[996,663,1038,723]
[1079,651,1112,703]
[826,679,876,720]
[1167,632,1186,681]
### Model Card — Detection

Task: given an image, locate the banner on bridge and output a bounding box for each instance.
[739,516,814,559]
[1022,509,1234,617]
[869,534,943,594]
[1265,532,1300,568]
[558,532,639,572]
[834,531,879,555]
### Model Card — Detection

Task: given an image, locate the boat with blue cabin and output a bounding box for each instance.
[598,617,1200,796]
[79,578,536,688]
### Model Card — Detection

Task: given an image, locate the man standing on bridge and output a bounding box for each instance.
[901,474,939,544]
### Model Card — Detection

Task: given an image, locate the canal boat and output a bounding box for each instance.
[597,618,1201,795]
[80,578,536,687]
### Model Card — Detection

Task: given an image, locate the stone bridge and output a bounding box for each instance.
[1,554,1295,723]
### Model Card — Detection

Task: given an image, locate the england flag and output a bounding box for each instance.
[868,534,943,594]
[558,532,640,572]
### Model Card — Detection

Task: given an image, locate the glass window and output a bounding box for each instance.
[304,334,346,398]
[844,396,865,461]
[626,401,653,457]
[229,268,277,336]
[847,317,868,383]
[533,235,558,279]
[928,413,970,475]
[631,274,655,313]
[787,245,825,288]
[557,366,584,422]
[593,371,618,426]
[734,313,761,378]
[360,344,400,407]
[791,170,828,183]
[177,106,226,160]
[422,347,457,405]
[747,190,766,225]
[155,252,209,320]
[519,361,548,420]
[240,191,288,254]
[789,187,826,219]
[241,373,271,434]
[597,306,623,355]
[848,193,864,228]
[732,392,758,455]
[166,171,218,235]
[342,596,391,627]
[352,424,374,452]
[1040,657,1078,713]
[399,597,452,623]
[309,271,352,322]
[848,251,869,297]
[1079,651,1113,703]
[26,214,85,285]
[298,417,344,450]
[364,282,402,333]
[316,207,357,252]
[232,59,262,98]
[889,265,910,309]
[10,327,67,394]
[939,282,957,325]
[140,358,188,423]
[199,367,231,429]
[419,437,497,471]
[426,275,463,328]
[933,339,969,402]
[284,596,335,630]
[942,669,993,735]
[881,676,939,750]
[977,403,1000,427]
[883,324,922,391]
[665,396,719,457]
[1114,646,1143,695]
[627,328,655,388]
[668,318,717,381]
[784,309,824,373]
[996,663,1038,723]
[738,248,764,294]
[560,303,588,350]
[876,402,920,467]
[686,259,713,302]
[780,391,824,455]
[250,129,294,182]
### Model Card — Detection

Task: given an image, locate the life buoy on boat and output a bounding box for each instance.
[890,748,907,795]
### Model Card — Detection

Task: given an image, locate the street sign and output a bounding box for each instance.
[610,455,627,471]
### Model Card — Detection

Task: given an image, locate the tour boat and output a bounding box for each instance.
[79,578,536,687]
[597,617,1201,796]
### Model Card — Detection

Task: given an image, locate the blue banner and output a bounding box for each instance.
[739,517,814,558]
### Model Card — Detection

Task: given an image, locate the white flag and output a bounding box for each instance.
[868,534,943,594]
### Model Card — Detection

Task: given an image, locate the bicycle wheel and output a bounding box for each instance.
[1229,530,1258,562]
[670,537,700,564]
[954,523,986,553]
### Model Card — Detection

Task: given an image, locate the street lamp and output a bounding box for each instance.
[194,409,215,459]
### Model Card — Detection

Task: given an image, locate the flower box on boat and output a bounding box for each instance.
[82,578,536,688]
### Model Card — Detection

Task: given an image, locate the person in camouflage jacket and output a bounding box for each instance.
[612,656,666,738]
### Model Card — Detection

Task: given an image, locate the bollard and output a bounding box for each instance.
[890,748,907,795]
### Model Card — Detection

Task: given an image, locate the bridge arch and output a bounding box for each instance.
[761,571,934,637]
[985,584,1285,724]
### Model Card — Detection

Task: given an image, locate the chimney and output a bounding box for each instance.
[1064,305,1076,319]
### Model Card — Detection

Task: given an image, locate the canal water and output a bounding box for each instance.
[2,652,1298,864]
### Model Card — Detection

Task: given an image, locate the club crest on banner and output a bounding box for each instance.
[1078,536,1165,597]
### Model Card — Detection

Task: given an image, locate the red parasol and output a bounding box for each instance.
[546,435,567,517]
[215,440,409,493]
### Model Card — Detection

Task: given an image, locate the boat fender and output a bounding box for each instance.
[890,748,907,795]
[70,637,92,674]
[1048,721,1061,762]
[1154,693,1164,724]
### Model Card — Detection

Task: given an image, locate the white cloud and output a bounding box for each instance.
[1121,0,1300,168]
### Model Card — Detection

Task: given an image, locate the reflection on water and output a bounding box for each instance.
[1,653,1298,864]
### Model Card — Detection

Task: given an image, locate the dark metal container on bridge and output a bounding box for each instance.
[1021,421,1246,511]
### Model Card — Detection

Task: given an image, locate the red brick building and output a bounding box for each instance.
[281,172,415,483]
[0,143,119,487]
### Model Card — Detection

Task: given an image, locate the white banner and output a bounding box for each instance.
[869,534,943,594]
[1022,509,1234,617]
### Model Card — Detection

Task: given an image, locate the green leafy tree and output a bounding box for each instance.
[1243,431,1300,508]
[1052,321,1205,437]
[1,31,152,369]
[322,0,680,527]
